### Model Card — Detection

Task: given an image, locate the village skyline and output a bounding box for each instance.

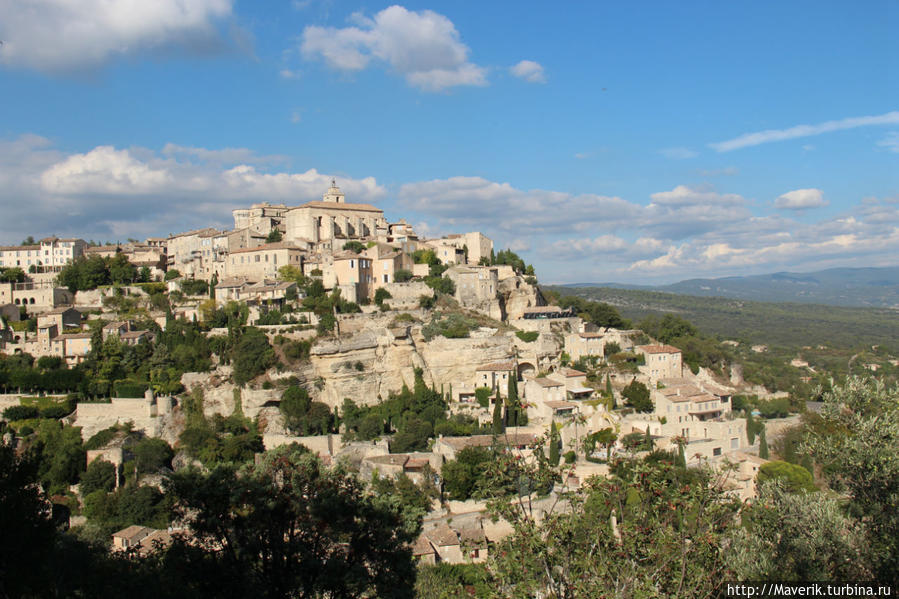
[1,1,896,284]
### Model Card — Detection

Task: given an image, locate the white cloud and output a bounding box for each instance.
[877,132,899,153]
[41,147,173,195]
[648,185,744,207]
[659,147,698,160]
[775,188,828,210]
[280,68,301,79]
[0,0,234,73]
[709,111,899,152]
[398,176,637,233]
[510,60,546,83]
[300,5,487,91]
[0,136,385,242]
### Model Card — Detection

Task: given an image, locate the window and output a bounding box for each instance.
[350,259,355,268]
[713,447,722,456]
[731,438,739,449]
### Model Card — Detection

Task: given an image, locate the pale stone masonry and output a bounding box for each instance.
[0,237,86,272]
[636,344,683,380]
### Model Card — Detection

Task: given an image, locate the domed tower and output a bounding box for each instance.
[322,178,345,203]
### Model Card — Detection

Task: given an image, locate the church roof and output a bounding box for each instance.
[295,201,383,213]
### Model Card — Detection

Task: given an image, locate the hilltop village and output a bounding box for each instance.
[1,182,773,563]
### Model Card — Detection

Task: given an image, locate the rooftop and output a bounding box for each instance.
[637,344,682,354]
[476,361,516,372]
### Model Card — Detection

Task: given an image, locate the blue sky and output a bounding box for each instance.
[0,0,896,283]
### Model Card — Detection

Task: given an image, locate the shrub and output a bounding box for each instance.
[515,331,539,343]
[3,405,40,421]
[374,288,392,306]
[474,387,492,408]
[564,450,576,464]
[424,276,455,296]
[394,269,413,282]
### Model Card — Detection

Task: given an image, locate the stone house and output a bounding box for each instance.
[433,433,538,462]
[362,243,414,289]
[548,368,594,400]
[474,361,517,395]
[225,242,307,281]
[636,344,683,380]
[0,237,85,272]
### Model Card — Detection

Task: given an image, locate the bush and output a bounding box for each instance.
[394,269,413,282]
[758,460,817,493]
[374,288,392,306]
[164,269,181,281]
[39,405,71,420]
[180,279,209,296]
[424,276,455,296]
[80,459,116,495]
[622,380,653,413]
[563,450,576,464]
[474,387,492,408]
[114,380,149,398]
[419,294,436,309]
[515,331,539,343]
[3,405,40,421]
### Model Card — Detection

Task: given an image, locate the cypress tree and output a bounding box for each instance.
[492,383,504,435]
[676,441,686,468]
[759,426,769,459]
[548,420,560,466]
[746,410,756,445]
[507,371,520,428]
[644,427,653,450]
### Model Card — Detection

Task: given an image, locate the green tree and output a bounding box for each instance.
[231,328,276,386]
[548,420,560,466]
[492,387,504,435]
[0,439,59,598]
[757,460,816,493]
[166,446,416,599]
[394,269,413,282]
[267,229,283,243]
[622,379,652,412]
[730,482,872,581]
[441,446,491,500]
[746,410,757,445]
[759,425,769,459]
[804,377,899,580]
[486,454,739,598]
[80,458,116,495]
[133,437,174,475]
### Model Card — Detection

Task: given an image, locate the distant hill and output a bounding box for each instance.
[543,285,899,350]
[562,266,899,308]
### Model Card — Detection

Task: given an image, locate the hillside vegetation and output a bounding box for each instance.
[545,285,899,350]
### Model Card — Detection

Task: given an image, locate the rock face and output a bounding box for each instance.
[500,276,543,320]
[179,323,520,423]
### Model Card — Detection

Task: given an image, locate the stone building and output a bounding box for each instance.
[283,181,388,247]
[636,344,683,380]
[225,242,307,280]
[0,237,86,272]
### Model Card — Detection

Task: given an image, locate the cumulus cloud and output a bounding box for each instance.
[398,176,637,233]
[0,0,234,73]
[300,5,487,91]
[510,60,546,83]
[775,188,828,210]
[0,136,385,242]
[709,111,899,152]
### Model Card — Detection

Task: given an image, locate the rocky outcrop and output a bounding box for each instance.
[500,276,543,320]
